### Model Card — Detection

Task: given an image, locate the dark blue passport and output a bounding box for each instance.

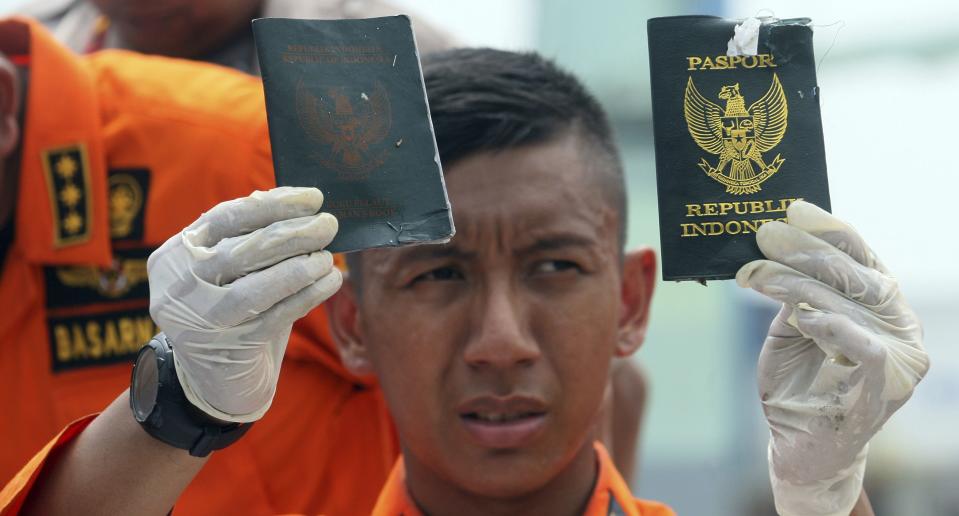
[253,16,454,253]
[648,16,830,281]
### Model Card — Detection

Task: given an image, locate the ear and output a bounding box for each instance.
[0,58,20,158]
[324,275,375,376]
[615,247,657,357]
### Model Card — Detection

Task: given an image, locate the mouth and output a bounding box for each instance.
[457,396,549,449]
[462,411,543,423]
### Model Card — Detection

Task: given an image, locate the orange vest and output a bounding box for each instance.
[0,18,398,515]
[370,442,674,516]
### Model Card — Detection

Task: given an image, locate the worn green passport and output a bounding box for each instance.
[253,16,454,253]
[648,16,830,281]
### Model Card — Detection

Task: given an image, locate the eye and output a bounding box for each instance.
[411,266,464,283]
[532,260,582,275]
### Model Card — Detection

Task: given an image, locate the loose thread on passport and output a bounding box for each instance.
[740,11,845,75]
[813,20,846,75]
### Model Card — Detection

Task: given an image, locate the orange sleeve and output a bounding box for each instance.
[0,415,97,515]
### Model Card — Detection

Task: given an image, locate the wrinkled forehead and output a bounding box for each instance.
[361,137,619,270]
[457,134,612,219]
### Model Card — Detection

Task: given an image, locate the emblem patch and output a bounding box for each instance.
[44,250,153,372]
[51,253,149,300]
[108,169,150,241]
[684,73,788,194]
[41,144,93,246]
[43,168,154,372]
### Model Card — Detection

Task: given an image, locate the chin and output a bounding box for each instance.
[452,445,565,498]
[459,466,555,499]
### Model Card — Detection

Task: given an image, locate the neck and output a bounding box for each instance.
[0,159,14,228]
[404,440,599,516]
[0,61,25,229]
[0,121,22,231]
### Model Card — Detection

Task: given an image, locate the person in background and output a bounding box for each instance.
[14,0,453,72]
[0,18,393,514]
[13,0,654,486]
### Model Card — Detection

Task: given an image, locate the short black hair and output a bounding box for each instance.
[346,48,626,286]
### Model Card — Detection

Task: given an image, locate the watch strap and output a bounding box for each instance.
[132,334,252,457]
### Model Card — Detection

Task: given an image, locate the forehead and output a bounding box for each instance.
[362,134,618,268]
[451,138,607,235]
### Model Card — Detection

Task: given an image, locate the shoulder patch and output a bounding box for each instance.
[41,143,93,247]
[108,168,150,241]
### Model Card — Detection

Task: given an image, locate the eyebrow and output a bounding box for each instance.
[393,244,476,264]
[389,233,598,266]
[514,234,598,256]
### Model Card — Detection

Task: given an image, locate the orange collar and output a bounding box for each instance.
[1,17,110,266]
[370,442,665,516]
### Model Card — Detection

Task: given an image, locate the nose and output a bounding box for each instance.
[463,280,541,370]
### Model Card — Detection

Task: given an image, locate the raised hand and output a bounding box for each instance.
[737,201,929,516]
[147,187,342,423]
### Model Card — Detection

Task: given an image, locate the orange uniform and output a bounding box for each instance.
[0,18,397,515]
[372,443,675,516]
[3,423,672,516]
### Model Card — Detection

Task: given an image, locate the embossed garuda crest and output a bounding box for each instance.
[684,73,788,194]
[296,79,392,179]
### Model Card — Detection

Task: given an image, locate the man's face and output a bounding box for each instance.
[91,0,262,58]
[346,134,641,497]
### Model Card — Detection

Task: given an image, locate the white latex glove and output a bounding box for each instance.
[736,201,929,516]
[147,187,342,423]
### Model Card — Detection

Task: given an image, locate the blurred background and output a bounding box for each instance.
[3,0,956,513]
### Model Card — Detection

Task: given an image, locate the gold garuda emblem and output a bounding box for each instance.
[56,258,148,298]
[108,173,144,239]
[683,73,788,194]
[296,79,392,180]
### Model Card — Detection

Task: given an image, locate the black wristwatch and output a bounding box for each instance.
[130,333,252,457]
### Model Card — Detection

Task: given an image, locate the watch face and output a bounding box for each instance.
[132,347,159,422]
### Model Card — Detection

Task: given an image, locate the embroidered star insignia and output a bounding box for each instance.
[63,211,84,234]
[59,183,83,208]
[55,156,78,179]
